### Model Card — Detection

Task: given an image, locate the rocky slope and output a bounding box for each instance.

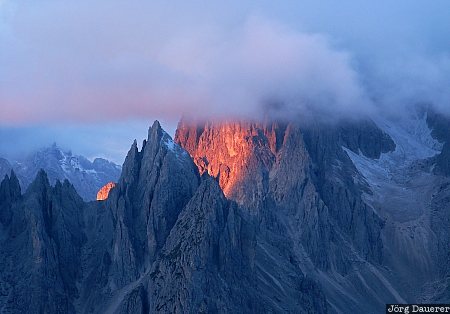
[0,113,448,313]
[175,114,449,311]
[175,118,400,312]
[5,144,121,201]
[344,111,450,305]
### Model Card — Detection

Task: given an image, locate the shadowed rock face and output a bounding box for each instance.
[0,121,327,314]
[80,121,327,313]
[0,171,21,228]
[425,111,450,300]
[105,121,201,287]
[0,170,85,313]
[175,117,448,312]
[0,115,448,314]
[148,177,253,313]
[175,119,390,270]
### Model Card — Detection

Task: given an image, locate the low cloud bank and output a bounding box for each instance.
[0,1,449,125]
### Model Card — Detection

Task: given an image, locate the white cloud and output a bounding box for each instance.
[0,0,449,126]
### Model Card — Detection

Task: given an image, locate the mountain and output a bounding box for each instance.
[5,143,121,201]
[174,118,393,311]
[0,113,448,313]
[0,158,12,184]
[0,170,85,313]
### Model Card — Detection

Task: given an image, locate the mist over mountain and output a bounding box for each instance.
[1,1,449,165]
[0,1,449,126]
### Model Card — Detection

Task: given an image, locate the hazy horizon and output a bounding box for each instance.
[0,119,177,164]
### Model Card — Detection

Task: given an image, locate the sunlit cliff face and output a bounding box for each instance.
[175,120,288,202]
[96,182,116,201]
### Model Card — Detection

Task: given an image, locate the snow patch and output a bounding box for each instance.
[345,113,442,186]
[164,137,176,152]
[344,112,441,221]
[162,131,189,161]
[374,112,442,162]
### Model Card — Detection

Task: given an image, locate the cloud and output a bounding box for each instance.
[364,54,450,117]
[0,0,449,125]
[1,0,449,162]
[165,16,374,121]
[7,0,449,125]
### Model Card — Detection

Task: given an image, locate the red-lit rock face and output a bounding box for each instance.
[175,120,289,204]
[96,182,116,201]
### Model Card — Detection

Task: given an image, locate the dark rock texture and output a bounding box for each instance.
[175,119,395,312]
[0,114,448,313]
[107,121,201,287]
[0,170,85,313]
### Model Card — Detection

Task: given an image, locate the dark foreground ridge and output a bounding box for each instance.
[0,115,448,313]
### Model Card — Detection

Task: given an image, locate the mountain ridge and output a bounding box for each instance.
[0,114,448,313]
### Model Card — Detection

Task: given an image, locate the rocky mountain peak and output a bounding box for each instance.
[39,142,66,160]
[3,144,121,201]
[120,139,142,184]
[108,120,201,286]
[174,118,388,275]
[148,120,162,141]
[174,119,288,202]
[96,181,116,200]
[0,170,22,225]
[28,169,51,192]
[1,170,21,198]
[0,117,447,313]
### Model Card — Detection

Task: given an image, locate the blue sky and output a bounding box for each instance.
[0,0,449,164]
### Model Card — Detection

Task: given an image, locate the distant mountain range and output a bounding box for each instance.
[0,143,121,200]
